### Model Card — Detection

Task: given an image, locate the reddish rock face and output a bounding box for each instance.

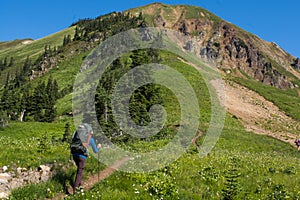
[136,4,298,89]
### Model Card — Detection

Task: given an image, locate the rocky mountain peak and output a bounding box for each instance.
[129,3,300,89]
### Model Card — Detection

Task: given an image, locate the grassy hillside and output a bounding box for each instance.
[0,27,75,85]
[6,117,300,199]
[0,39,33,51]
[6,52,300,200]
[0,122,69,168]
[0,27,75,63]
[1,3,299,200]
[80,118,300,200]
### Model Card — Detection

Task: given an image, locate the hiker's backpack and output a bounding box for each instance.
[297,139,300,146]
[70,123,93,156]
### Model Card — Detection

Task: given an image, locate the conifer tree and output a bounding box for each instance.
[222,160,241,200]
[22,56,31,76]
[20,86,31,122]
[0,59,3,71]
[0,110,9,128]
[32,81,46,121]
[73,27,80,41]
[8,57,14,67]
[62,123,71,142]
[3,57,7,68]
[63,35,72,46]
[14,68,23,88]
[44,105,56,122]
[44,77,57,122]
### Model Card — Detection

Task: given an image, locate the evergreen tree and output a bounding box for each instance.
[46,76,54,96]
[63,35,72,46]
[222,160,241,200]
[0,84,20,120]
[43,45,52,57]
[73,26,81,41]
[3,57,7,68]
[0,59,3,71]
[0,86,11,112]
[0,110,9,128]
[44,77,57,122]
[22,56,31,76]
[52,79,59,99]
[62,123,71,143]
[8,57,14,67]
[32,81,46,121]
[20,86,31,122]
[14,68,23,88]
[4,72,11,88]
[44,105,56,122]
[95,49,163,140]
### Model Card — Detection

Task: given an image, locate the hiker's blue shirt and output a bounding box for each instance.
[72,137,99,159]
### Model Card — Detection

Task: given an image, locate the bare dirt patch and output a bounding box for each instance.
[178,56,300,146]
[219,81,300,146]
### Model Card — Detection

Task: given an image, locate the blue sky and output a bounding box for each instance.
[1,0,299,57]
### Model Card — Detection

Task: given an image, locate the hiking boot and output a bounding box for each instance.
[66,184,73,195]
[73,186,84,194]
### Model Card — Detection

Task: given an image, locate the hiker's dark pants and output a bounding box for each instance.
[73,155,86,189]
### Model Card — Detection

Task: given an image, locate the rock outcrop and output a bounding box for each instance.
[0,165,52,199]
[131,3,299,89]
[292,58,300,70]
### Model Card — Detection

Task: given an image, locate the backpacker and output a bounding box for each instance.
[70,123,93,156]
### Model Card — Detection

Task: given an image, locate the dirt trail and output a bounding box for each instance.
[192,130,204,148]
[51,130,205,200]
[51,157,129,200]
[82,157,129,189]
[178,56,300,147]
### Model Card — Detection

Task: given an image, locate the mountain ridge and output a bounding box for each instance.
[1,3,299,89]
[0,3,300,199]
[0,3,299,124]
[127,3,300,89]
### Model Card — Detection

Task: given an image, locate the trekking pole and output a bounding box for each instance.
[97,150,100,182]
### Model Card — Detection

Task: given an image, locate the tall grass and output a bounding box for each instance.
[6,52,300,199]
[0,122,69,168]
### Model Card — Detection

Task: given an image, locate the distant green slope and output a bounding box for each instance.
[0,39,33,51]
[0,27,75,86]
[0,27,75,63]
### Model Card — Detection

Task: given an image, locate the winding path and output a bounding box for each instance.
[51,157,129,200]
[191,130,204,149]
[51,131,205,199]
